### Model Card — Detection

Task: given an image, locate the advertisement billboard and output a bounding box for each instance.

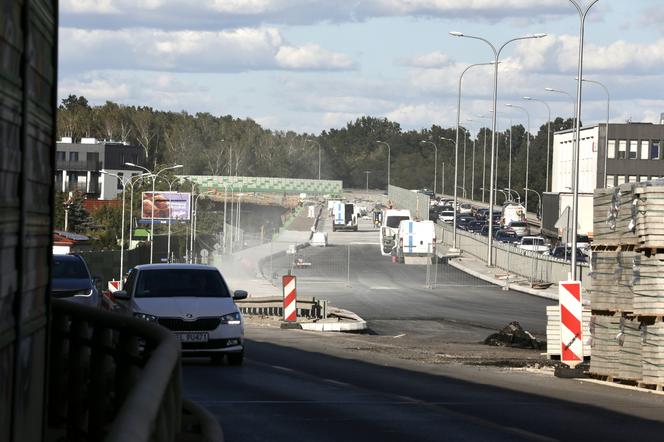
[142,192,191,220]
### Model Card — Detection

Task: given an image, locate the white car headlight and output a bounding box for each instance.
[220,312,242,325]
[133,312,158,322]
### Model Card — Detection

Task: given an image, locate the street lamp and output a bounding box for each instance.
[569,0,600,281]
[100,170,127,286]
[451,61,495,250]
[305,138,322,180]
[420,140,438,195]
[467,119,477,202]
[545,87,576,122]
[160,175,181,263]
[364,170,371,193]
[524,187,542,218]
[523,96,552,192]
[126,162,183,263]
[475,115,491,203]
[376,140,391,192]
[579,77,610,187]
[451,29,547,266]
[505,103,531,212]
[440,137,454,196]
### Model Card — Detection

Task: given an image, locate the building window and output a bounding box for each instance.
[629,140,638,159]
[69,151,79,162]
[617,175,626,185]
[618,140,627,159]
[639,176,648,182]
[652,141,660,160]
[606,175,615,188]
[628,175,637,183]
[117,172,124,190]
[607,140,616,159]
[56,151,65,162]
[641,141,650,160]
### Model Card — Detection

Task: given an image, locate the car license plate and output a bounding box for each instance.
[175,332,208,343]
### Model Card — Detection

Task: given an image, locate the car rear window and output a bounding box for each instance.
[386,216,410,228]
[135,269,231,298]
[52,257,89,279]
[509,222,527,227]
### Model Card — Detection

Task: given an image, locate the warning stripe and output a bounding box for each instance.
[559,281,583,366]
[283,275,297,322]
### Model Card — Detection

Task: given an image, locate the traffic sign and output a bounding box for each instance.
[559,281,583,367]
[282,275,297,322]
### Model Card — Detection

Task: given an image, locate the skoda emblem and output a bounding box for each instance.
[185,313,193,319]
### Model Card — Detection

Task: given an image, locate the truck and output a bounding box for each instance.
[395,220,436,264]
[541,192,594,241]
[501,203,526,227]
[332,202,358,232]
[380,209,412,256]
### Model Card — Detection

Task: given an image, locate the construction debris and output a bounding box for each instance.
[484,322,544,350]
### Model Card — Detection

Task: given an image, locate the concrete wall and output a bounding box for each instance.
[388,185,430,220]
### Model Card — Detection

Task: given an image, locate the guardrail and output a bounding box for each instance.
[237,296,327,319]
[48,299,223,442]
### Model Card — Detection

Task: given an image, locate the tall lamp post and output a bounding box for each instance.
[545,87,576,122]
[451,61,495,250]
[580,77,610,187]
[505,103,531,212]
[476,115,490,203]
[364,170,371,193]
[523,96,552,192]
[451,30,547,265]
[376,140,391,193]
[305,138,322,180]
[440,137,454,196]
[161,175,181,263]
[467,119,477,202]
[126,162,183,263]
[420,140,438,195]
[569,0,600,280]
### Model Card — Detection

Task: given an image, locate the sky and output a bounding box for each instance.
[58,0,664,136]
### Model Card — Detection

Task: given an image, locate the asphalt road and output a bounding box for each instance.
[183,211,664,441]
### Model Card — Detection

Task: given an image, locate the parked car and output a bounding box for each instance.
[480,224,501,237]
[458,203,474,215]
[518,236,549,253]
[466,220,486,233]
[420,188,435,198]
[547,246,588,263]
[495,229,520,244]
[475,208,489,220]
[456,215,476,230]
[507,221,530,237]
[51,254,101,308]
[438,210,455,223]
[113,264,248,365]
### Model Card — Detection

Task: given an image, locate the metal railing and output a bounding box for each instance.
[48,299,221,441]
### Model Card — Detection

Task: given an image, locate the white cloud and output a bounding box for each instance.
[399,51,451,69]
[60,27,355,73]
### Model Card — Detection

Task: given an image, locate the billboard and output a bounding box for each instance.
[142,192,191,220]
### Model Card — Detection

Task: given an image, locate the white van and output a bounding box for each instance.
[332,202,358,232]
[395,220,436,263]
[380,209,412,256]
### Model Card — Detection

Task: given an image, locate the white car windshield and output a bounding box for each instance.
[135,269,231,298]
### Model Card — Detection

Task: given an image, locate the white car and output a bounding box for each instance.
[507,221,530,237]
[113,264,247,365]
[518,236,549,253]
[458,203,473,215]
[438,210,455,223]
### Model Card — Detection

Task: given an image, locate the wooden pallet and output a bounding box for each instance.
[637,381,664,392]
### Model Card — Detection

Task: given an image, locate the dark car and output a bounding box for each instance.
[475,208,489,220]
[420,189,435,198]
[456,215,476,230]
[480,224,501,237]
[495,229,520,244]
[548,246,588,263]
[467,220,486,233]
[51,254,101,307]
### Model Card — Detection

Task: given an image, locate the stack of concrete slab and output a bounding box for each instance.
[642,321,664,386]
[635,184,664,249]
[632,253,664,315]
[617,317,643,380]
[589,315,621,376]
[546,305,591,358]
[590,250,636,312]
[593,185,638,246]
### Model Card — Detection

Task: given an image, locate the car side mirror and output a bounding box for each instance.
[233,290,248,301]
[113,290,130,301]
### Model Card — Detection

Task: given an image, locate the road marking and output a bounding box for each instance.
[270,365,294,372]
[322,378,351,387]
[369,286,394,290]
[393,333,406,339]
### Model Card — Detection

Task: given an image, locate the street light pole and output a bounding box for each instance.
[306,138,322,180]
[545,87,576,122]
[569,0,600,280]
[451,30,547,265]
[420,140,438,194]
[476,115,490,203]
[440,137,454,197]
[581,77,610,187]
[364,170,371,193]
[376,140,391,193]
[523,96,552,192]
[505,103,531,212]
[100,171,127,286]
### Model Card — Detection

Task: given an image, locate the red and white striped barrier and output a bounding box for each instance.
[559,281,583,367]
[283,275,297,322]
[108,280,120,292]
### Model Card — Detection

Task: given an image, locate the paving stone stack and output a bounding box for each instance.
[616,317,643,380]
[633,253,664,315]
[589,315,621,376]
[593,184,638,247]
[589,250,636,312]
[634,182,664,249]
[642,321,664,386]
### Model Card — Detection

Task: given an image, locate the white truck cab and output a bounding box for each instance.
[380,209,412,256]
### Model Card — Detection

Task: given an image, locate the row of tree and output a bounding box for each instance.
[58,95,576,213]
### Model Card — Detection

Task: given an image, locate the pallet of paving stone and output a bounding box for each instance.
[589,314,621,377]
[589,250,635,312]
[616,316,643,381]
[593,185,638,246]
[632,253,664,315]
[545,305,591,358]
[634,185,664,248]
[642,319,664,386]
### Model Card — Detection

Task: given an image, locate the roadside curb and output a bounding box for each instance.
[448,258,559,301]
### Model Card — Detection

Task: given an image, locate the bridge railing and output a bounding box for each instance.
[48,299,222,441]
